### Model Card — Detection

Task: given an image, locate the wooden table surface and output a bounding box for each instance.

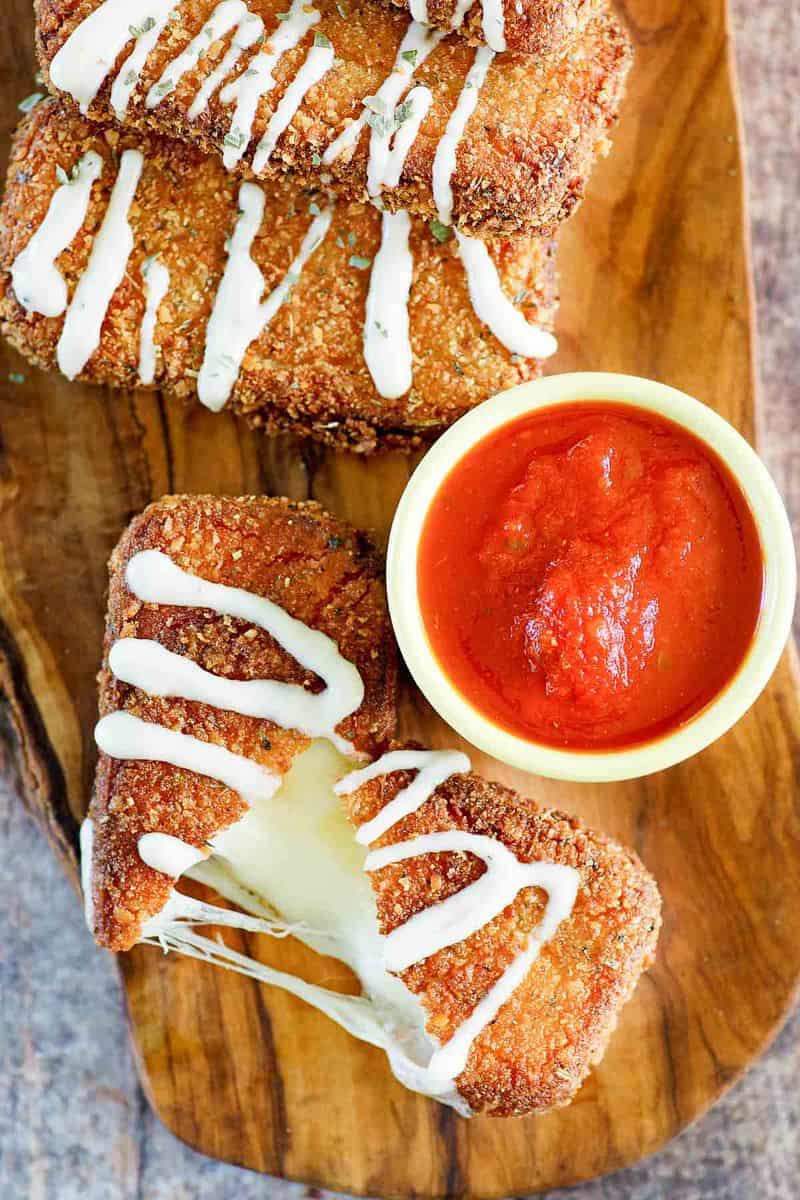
[1,2,797,1198]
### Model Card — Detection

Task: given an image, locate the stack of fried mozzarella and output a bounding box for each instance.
[0,0,631,450]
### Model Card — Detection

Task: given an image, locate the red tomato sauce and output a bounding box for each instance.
[418,402,764,751]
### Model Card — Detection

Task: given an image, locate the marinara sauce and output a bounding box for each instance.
[418,402,764,750]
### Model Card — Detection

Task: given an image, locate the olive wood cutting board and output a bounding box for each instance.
[1,0,799,1193]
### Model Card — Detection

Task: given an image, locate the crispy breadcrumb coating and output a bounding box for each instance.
[342,753,661,1116]
[35,0,631,239]
[0,101,558,453]
[383,0,600,57]
[90,495,397,951]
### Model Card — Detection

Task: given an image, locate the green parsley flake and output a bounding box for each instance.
[429,218,453,244]
[314,32,332,47]
[349,254,371,270]
[129,17,156,37]
[18,93,44,114]
[7,373,25,385]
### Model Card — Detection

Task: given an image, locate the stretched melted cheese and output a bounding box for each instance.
[144,740,468,1113]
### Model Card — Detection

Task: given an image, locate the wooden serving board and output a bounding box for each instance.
[2,0,799,1193]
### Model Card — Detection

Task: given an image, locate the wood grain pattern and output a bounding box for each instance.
[0,0,798,1194]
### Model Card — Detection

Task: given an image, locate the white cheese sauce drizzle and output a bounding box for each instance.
[252,40,335,173]
[10,151,103,317]
[137,832,209,876]
[337,748,580,1084]
[335,749,471,844]
[110,7,179,120]
[189,9,265,119]
[110,547,363,746]
[219,0,322,169]
[146,0,254,113]
[432,45,493,226]
[322,20,442,195]
[456,230,558,359]
[198,182,333,411]
[450,0,477,29]
[480,0,507,51]
[138,255,170,385]
[95,709,281,804]
[79,817,95,931]
[364,209,414,400]
[56,148,143,381]
[49,0,176,115]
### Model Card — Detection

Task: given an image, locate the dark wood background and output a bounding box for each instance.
[0,0,797,1197]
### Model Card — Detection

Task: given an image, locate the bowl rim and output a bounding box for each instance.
[387,372,797,783]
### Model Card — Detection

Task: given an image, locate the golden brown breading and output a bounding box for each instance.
[35,0,632,239]
[0,101,558,453]
[91,494,397,951]
[342,753,661,1116]
[384,0,600,57]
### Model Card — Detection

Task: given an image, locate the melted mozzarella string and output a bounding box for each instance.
[146,0,253,112]
[322,20,442,194]
[335,749,471,844]
[49,0,176,115]
[340,750,580,1084]
[115,548,364,744]
[138,832,209,876]
[456,230,558,359]
[57,148,143,380]
[364,210,414,399]
[79,817,95,931]
[198,182,333,411]
[95,710,281,804]
[138,256,170,385]
[432,46,493,226]
[480,0,507,51]
[10,151,103,317]
[138,740,472,1114]
[220,0,322,170]
[252,40,335,173]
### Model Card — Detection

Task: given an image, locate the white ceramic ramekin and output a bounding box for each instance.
[387,373,797,783]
